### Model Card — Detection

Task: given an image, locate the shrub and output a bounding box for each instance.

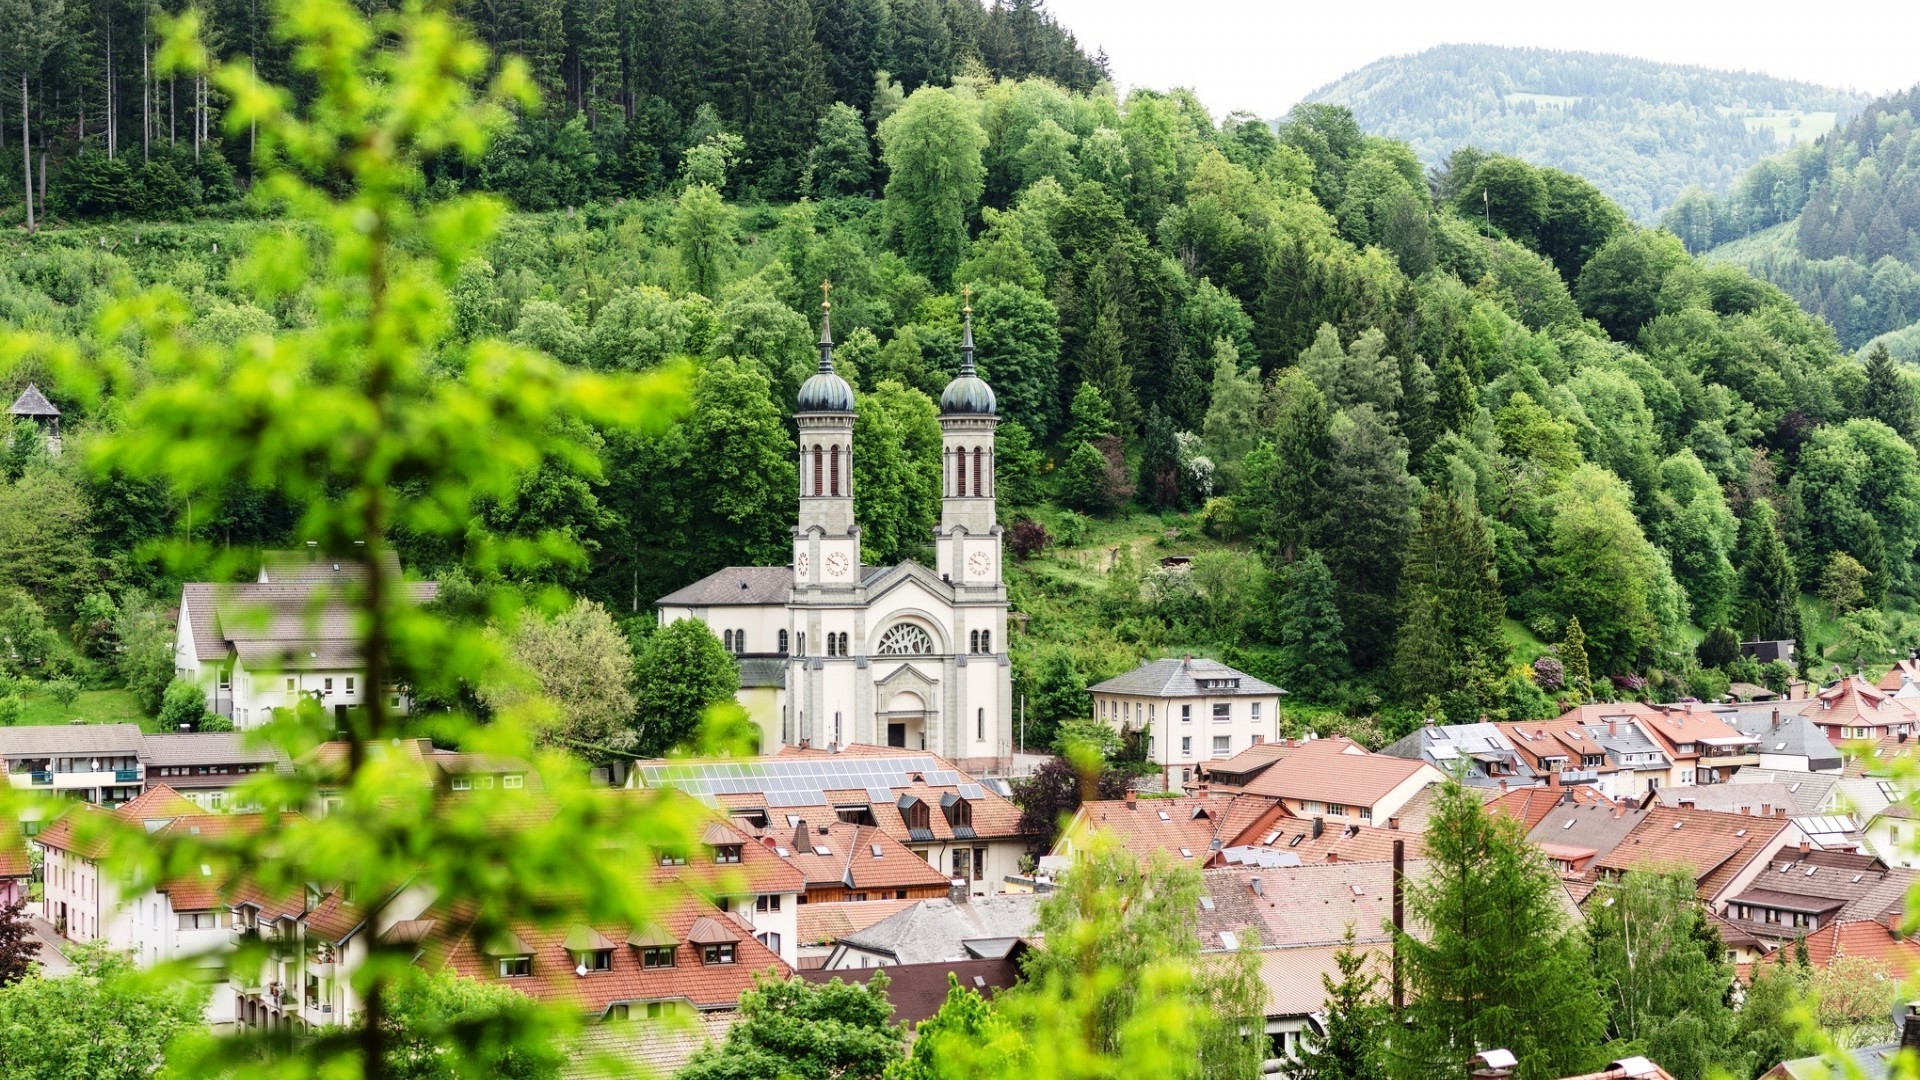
[1531,655,1565,692]
[45,678,80,709]
[1009,519,1050,560]
[157,677,211,730]
[0,697,20,726]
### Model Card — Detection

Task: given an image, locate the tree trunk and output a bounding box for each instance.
[106,17,116,158]
[19,74,31,232]
[143,36,151,161]
[170,75,175,144]
[193,75,201,162]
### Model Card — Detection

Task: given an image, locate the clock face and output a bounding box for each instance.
[796,552,809,577]
[826,552,850,577]
[968,551,991,577]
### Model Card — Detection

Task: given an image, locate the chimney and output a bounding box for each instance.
[1777,807,1787,819]
[794,821,810,851]
[1902,1003,1920,1054]
[1613,803,1625,819]
[1760,803,1770,818]
[1387,817,1400,831]
[1799,839,1810,854]
[949,878,970,904]
[1126,790,1138,810]
[1609,720,1618,737]
[1194,781,1210,798]
[1250,877,1264,898]
[1471,1050,1518,1080]
[1311,817,1324,839]
[1498,779,1508,793]
[1326,851,1339,864]
[798,739,810,750]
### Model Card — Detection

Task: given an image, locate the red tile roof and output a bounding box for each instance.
[35,785,204,860]
[1059,793,1287,863]
[421,892,790,1015]
[744,819,949,894]
[1799,918,1920,975]
[1241,739,1434,809]
[795,900,923,946]
[1594,806,1793,900]
[1487,785,1614,832]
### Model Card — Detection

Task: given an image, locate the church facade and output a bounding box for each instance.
[656,296,1012,776]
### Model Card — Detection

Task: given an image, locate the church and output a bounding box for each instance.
[656,290,1013,776]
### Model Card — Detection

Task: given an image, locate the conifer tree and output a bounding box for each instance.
[1862,344,1918,443]
[1261,370,1331,562]
[1736,501,1800,642]
[1393,781,1606,1080]
[1139,403,1181,508]
[1432,351,1477,437]
[816,0,892,115]
[1562,616,1591,701]
[1394,493,1509,720]
[1294,926,1385,1080]
[1272,549,1349,696]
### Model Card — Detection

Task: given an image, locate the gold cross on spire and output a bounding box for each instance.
[820,279,832,309]
[960,284,973,314]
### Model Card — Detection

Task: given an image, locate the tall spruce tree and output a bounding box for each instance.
[1736,500,1800,643]
[1261,370,1332,562]
[1394,492,1509,721]
[1862,343,1919,443]
[1294,926,1386,1080]
[1272,549,1349,696]
[1393,781,1606,1080]
[815,0,891,115]
[1316,405,1418,668]
[1562,616,1592,701]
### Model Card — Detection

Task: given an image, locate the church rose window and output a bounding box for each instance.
[877,623,937,656]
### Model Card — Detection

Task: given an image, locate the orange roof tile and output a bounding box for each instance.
[1242,739,1433,808]
[1594,806,1792,900]
[422,892,790,1014]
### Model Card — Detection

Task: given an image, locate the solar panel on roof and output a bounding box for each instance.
[959,784,983,799]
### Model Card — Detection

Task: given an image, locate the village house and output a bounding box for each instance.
[824,892,1041,970]
[1086,656,1286,790]
[1714,844,1915,950]
[1776,676,1918,746]
[629,746,1033,896]
[34,785,201,944]
[1236,737,1446,826]
[174,548,439,729]
[1380,722,1538,787]
[1593,804,1811,908]
[1495,714,1673,798]
[1,723,148,806]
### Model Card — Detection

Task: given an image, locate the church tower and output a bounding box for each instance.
[937,293,1002,588]
[794,283,860,590]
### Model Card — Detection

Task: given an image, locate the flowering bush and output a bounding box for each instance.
[1531,655,1565,692]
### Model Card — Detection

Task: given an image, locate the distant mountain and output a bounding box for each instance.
[1304,44,1866,222]
[1691,85,1920,354]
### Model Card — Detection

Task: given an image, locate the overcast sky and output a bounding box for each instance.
[1043,0,1920,119]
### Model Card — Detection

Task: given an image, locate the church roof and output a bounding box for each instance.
[7,383,59,417]
[656,567,793,607]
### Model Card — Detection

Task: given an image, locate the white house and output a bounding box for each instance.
[174,549,438,729]
[1088,657,1285,789]
[656,301,1012,775]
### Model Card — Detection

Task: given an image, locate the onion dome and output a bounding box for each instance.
[796,285,854,414]
[939,299,997,416]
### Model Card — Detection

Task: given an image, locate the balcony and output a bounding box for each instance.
[1558,769,1600,785]
[114,769,140,783]
[29,771,50,786]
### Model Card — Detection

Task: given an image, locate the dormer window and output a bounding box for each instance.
[641,946,675,969]
[714,844,743,865]
[575,949,613,972]
[899,796,933,840]
[497,956,531,978]
[701,943,736,965]
[942,794,974,836]
[658,852,687,867]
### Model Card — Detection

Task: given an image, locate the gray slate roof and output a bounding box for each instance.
[141,733,290,769]
[655,567,794,607]
[836,894,1041,964]
[6,383,58,417]
[0,723,147,759]
[1088,657,1282,698]
[1726,710,1842,770]
[181,579,439,664]
[1657,783,1802,816]
[1526,801,1652,866]
[737,658,787,689]
[1730,769,1843,816]
[1380,723,1537,787]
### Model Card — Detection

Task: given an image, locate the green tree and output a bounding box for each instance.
[1821,552,1871,613]
[1393,781,1606,1080]
[1063,381,1117,449]
[1587,868,1737,1080]
[880,85,986,285]
[1059,437,1129,516]
[156,676,211,729]
[1394,493,1510,721]
[1294,926,1386,1080]
[679,972,905,1080]
[1272,549,1349,698]
[481,599,639,761]
[854,380,942,564]
[1543,466,1669,674]
[1861,344,1918,443]
[672,184,736,297]
[1650,450,1740,627]
[1200,340,1260,490]
[1562,617,1592,701]
[1575,229,1690,342]
[1453,155,1548,246]
[888,977,1009,1080]
[0,942,205,1080]
[1696,626,1740,670]
[1316,405,1418,666]
[114,592,177,716]
[1737,501,1801,643]
[971,282,1061,441]
[1258,370,1331,561]
[1020,846,1266,1080]
[381,970,564,1080]
[633,617,741,756]
[0,466,94,613]
[809,102,874,197]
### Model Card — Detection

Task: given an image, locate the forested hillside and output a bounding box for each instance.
[0,0,1104,223]
[5,11,1920,749]
[1306,45,1863,223]
[1680,86,1920,354]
